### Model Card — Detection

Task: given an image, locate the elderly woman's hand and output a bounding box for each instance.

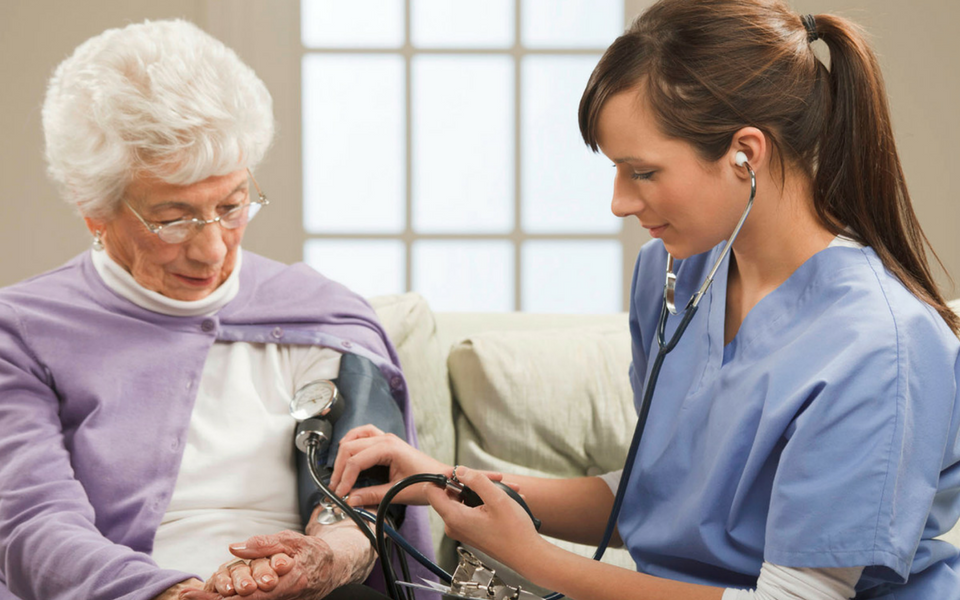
[181,525,373,600]
[150,578,203,600]
[198,555,295,597]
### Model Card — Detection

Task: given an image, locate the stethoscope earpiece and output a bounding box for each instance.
[735,151,748,167]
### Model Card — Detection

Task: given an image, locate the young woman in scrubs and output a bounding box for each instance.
[325,0,960,598]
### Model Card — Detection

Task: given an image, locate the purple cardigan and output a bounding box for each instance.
[0,251,434,600]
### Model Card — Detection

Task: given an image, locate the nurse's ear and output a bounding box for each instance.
[728,127,767,180]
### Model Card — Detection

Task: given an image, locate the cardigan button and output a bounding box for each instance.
[200,319,216,333]
[390,376,403,390]
[340,340,353,349]
[271,327,284,339]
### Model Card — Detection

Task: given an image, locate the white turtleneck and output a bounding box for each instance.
[91,248,342,579]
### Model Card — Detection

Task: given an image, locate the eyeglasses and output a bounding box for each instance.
[124,171,270,244]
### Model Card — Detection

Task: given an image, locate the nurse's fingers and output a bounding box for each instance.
[337,424,385,445]
[330,435,390,494]
[334,435,451,503]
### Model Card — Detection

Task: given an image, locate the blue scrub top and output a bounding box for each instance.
[617,241,960,599]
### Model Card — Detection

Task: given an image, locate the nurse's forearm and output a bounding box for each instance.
[520,538,723,600]
[497,474,620,546]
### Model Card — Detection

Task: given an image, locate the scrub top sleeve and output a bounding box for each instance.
[763,314,958,584]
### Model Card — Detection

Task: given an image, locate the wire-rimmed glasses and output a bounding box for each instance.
[124,171,269,244]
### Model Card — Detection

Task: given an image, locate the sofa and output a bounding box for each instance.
[369,292,960,581]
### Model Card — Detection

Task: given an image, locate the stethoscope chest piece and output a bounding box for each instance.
[664,255,679,315]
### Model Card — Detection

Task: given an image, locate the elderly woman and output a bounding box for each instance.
[0,19,432,600]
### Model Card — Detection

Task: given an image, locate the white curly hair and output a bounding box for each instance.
[42,19,275,220]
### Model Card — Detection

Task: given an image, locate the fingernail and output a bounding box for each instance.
[224,583,234,593]
[230,543,246,551]
[261,575,275,585]
[275,559,289,569]
[241,580,255,591]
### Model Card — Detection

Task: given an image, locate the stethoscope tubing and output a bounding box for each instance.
[589,302,701,566]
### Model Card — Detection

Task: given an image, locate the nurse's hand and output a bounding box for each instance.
[426,467,543,570]
[329,424,451,505]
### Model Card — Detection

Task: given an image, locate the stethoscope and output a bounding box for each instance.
[292,153,757,600]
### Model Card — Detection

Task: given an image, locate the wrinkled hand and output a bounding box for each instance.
[197,555,294,597]
[153,578,203,600]
[180,531,345,600]
[330,424,450,506]
[425,467,541,569]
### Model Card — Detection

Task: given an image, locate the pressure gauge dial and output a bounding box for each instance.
[289,380,343,423]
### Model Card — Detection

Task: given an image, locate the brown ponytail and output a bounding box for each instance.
[580,0,960,336]
[811,14,959,335]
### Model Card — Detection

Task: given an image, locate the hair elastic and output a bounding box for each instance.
[801,14,820,43]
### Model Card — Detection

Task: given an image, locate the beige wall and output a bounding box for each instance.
[2,0,957,301]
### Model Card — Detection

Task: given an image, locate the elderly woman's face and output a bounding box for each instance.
[88,169,250,301]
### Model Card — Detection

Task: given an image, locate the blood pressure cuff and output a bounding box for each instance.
[296,352,407,528]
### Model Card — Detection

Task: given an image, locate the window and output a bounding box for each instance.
[301,0,627,312]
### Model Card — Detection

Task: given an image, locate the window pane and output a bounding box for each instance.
[304,239,405,298]
[301,0,404,48]
[412,241,514,311]
[521,0,623,49]
[303,55,405,233]
[412,56,514,233]
[522,56,619,234]
[522,240,622,313]
[411,0,514,48]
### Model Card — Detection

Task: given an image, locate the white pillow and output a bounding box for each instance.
[448,326,635,478]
